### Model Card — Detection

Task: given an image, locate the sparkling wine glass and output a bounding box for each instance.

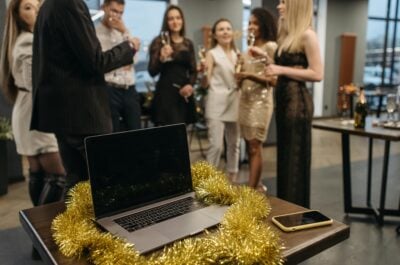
[235,50,243,74]
[160,31,172,61]
[197,44,207,75]
[386,93,397,123]
[160,31,170,45]
[247,31,255,47]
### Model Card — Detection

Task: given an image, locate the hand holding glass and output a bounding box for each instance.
[197,45,207,75]
[247,31,255,47]
[248,46,270,65]
[160,31,172,62]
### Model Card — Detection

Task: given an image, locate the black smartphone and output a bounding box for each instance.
[272,210,333,232]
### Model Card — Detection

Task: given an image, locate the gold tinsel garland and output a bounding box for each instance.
[52,161,284,264]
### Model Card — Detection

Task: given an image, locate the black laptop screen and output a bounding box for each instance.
[85,124,193,218]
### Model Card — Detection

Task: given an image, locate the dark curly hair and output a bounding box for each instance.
[251,7,277,42]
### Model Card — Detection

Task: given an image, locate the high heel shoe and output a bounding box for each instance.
[256,184,268,194]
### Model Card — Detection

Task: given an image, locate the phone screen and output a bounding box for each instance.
[274,211,331,227]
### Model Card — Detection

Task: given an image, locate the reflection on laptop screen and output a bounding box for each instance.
[85,124,193,218]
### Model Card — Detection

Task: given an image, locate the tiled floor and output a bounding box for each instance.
[0,128,399,264]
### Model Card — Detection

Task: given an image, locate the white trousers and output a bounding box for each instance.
[206,118,240,173]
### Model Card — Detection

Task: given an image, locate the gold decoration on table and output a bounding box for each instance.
[337,83,358,117]
[52,161,284,265]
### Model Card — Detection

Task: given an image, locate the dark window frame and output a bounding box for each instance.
[367,0,400,87]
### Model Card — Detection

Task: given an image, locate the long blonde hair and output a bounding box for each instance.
[0,0,32,103]
[277,0,313,55]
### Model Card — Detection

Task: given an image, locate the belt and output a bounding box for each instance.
[106,82,134,89]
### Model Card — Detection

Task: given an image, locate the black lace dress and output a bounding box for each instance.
[274,51,314,208]
[148,37,197,126]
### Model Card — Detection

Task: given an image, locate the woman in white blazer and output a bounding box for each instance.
[201,18,240,182]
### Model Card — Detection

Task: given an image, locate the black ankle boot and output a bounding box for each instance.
[38,174,66,205]
[28,170,45,206]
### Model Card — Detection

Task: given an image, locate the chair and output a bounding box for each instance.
[189,122,207,158]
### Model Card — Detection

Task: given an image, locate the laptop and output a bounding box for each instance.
[85,124,228,254]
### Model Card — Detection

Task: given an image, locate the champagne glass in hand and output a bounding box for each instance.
[247,30,255,47]
[235,50,243,74]
[197,44,207,75]
[160,31,172,61]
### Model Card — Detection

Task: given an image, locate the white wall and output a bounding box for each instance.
[313,0,327,116]
[251,0,262,8]
[323,0,368,116]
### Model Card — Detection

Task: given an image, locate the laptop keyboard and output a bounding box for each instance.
[114,197,206,232]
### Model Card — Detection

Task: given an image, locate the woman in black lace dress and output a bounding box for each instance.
[148,5,197,126]
[251,0,323,207]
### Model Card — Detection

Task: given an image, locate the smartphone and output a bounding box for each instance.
[272,210,333,232]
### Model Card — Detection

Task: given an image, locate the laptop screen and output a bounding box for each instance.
[85,124,193,218]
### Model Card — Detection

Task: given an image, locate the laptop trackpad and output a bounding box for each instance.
[155,211,218,239]
[128,228,170,253]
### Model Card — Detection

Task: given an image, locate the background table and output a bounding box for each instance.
[313,118,400,224]
[19,196,349,265]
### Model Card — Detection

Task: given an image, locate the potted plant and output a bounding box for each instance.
[0,117,22,196]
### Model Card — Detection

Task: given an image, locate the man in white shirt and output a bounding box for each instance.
[96,0,141,131]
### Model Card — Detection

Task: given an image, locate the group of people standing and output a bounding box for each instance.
[0,0,323,230]
[146,0,323,209]
[197,0,323,209]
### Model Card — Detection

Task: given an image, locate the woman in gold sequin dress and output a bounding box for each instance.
[236,8,277,192]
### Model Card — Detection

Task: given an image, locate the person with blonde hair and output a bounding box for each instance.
[250,0,323,207]
[0,0,66,207]
[202,18,240,182]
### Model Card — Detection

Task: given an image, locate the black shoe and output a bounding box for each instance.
[38,174,66,205]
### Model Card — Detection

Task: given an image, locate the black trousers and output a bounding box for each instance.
[106,84,141,132]
[56,134,90,193]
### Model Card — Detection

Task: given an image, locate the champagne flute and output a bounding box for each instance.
[386,93,397,123]
[160,31,170,45]
[247,31,255,47]
[198,44,207,76]
[160,31,172,61]
[234,49,243,74]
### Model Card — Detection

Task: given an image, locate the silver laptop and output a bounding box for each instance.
[85,124,228,254]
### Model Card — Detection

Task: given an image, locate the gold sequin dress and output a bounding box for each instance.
[239,42,277,141]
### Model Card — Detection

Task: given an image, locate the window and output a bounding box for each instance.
[365,0,400,88]
[84,0,101,9]
[93,0,167,92]
[242,0,251,50]
[123,0,168,92]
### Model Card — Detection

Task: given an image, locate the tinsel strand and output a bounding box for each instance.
[51,161,284,264]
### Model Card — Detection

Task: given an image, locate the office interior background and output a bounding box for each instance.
[0,0,399,264]
[2,0,400,118]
